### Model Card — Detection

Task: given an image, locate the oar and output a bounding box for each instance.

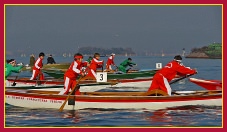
[114,65,118,72]
[59,76,83,112]
[126,64,136,73]
[36,73,41,86]
[126,67,132,73]
[11,72,21,86]
[169,73,195,85]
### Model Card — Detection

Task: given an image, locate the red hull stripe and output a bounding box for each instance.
[6,93,222,103]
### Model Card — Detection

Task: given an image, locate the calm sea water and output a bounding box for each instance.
[5,55,222,127]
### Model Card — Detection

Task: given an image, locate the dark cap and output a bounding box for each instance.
[174,55,182,62]
[39,52,45,57]
[7,59,16,64]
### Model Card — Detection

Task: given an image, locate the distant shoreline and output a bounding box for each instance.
[185,52,222,59]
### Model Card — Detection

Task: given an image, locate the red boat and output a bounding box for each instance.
[189,78,222,90]
[5,88,222,110]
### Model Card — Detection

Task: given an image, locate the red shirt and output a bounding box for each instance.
[64,61,87,79]
[106,56,115,65]
[33,57,43,71]
[157,60,196,82]
[89,58,103,72]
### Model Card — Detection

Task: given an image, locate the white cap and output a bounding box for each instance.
[111,53,115,56]
[174,59,182,62]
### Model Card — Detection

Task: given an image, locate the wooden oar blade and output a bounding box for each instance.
[58,85,81,112]
[59,99,67,112]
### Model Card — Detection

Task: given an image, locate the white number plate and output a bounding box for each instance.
[96,72,107,82]
[156,63,162,69]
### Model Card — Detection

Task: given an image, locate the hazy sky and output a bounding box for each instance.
[6,5,222,55]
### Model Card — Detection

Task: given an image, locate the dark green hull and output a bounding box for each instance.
[22,63,70,71]
[43,70,65,79]
[107,71,156,79]
[43,69,156,79]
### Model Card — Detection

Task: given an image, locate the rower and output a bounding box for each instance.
[147,55,197,96]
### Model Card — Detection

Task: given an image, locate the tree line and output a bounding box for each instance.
[190,43,222,58]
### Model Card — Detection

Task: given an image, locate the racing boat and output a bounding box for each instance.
[189,78,222,90]
[42,68,157,79]
[5,88,222,111]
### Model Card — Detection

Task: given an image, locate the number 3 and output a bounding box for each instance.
[100,74,103,81]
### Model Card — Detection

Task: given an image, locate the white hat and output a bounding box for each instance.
[111,53,115,56]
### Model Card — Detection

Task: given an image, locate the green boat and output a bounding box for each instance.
[42,69,157,79]
[106,70,156,79]
[22,63,70,71]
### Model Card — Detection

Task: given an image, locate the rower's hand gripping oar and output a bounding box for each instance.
[59,76,83,112]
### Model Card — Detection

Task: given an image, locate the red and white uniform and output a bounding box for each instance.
[58,61,87,95]
[106,55,115,70]
[30,57,44,80]
[86,58,103,79]
[148,60,196,95]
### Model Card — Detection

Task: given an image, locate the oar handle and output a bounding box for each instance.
[170,74,195,85]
